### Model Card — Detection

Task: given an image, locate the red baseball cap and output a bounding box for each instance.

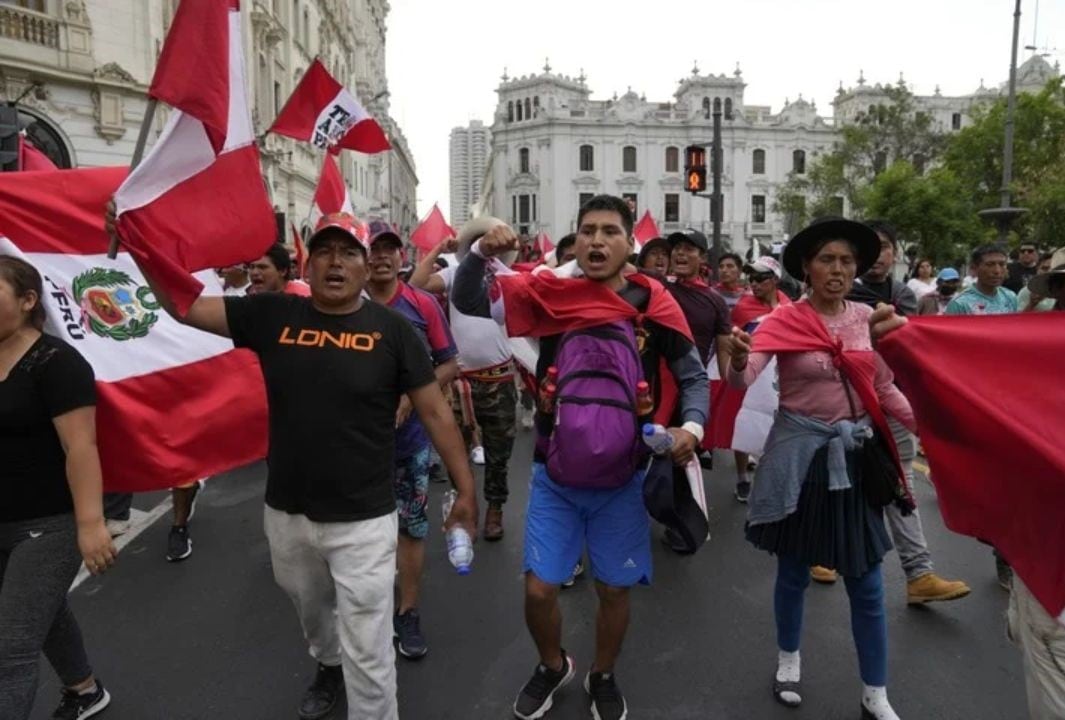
[308,212,370,253]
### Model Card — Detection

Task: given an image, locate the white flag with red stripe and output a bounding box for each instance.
[114,0,276,316]
[269,58,391,154]
[0,166,267,492]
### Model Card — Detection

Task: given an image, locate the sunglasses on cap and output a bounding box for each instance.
[747,272,776,283]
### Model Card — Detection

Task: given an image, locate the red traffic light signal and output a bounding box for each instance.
[684,145,707,194]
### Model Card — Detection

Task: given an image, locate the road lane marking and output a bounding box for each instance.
[70,496,174,592]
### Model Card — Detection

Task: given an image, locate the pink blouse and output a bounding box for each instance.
[727,300,916,432]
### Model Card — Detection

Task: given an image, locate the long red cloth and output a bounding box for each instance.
[750,301,911,508]
[496,271,692,342]
[879,313,1065,622]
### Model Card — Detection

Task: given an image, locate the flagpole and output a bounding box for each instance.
[107,97,159,259]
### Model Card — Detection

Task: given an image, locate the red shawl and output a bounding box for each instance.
[496,271,692,342]
[732,290,791,330]
[879,313,1065,623]
[751,301,911,507]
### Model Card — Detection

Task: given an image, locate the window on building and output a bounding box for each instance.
[665,146,679,173]
[951,112,962,130]
[874,150,887,174]
[519,147,530,174]
[512,196,517,223]
[622,193,638,216]
[579,192,594,210]
[713,97,722,114]
[516,101,523,121]
[751,194,766,223]
[622,146,637,173]
[792,149,806,175]
[273,81,282,116]
[702,97,711,119]
[664,193,679,222]
[533,96,539,117]
[752,148,765,175]
[524,98,531,120]
[532,194,537,221]
[507,101,514,123]
[828,196,845,216]
[579,144,594,172]
[518,194,532,235]
[724,98,733,120]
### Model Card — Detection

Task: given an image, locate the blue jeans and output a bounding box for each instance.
[774,555,887,686]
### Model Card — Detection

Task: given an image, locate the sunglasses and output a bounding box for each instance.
[747,272,776,283]
[1020,247,1037,253]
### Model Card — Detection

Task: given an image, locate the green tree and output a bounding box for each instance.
[943,77,1065,248]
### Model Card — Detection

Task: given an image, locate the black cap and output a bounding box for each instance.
[667,229,709,253]
[636,237,671,269]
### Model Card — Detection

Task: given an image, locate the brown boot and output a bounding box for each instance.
[483,504,504,541]
[810,565,838,584]
[906,572,971,604]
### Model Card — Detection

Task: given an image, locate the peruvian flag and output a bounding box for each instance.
[633,210,660,247]
[536,230,554,255]
[0,166,268,492]
[310,153,355,227]
[410,204,455,254]
[114,0,276,317]
[269,58,390,154]
[18,135,58,171]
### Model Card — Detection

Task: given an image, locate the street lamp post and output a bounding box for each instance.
[978,0,1028,241]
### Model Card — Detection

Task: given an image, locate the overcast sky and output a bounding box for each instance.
[385,0,1064,220]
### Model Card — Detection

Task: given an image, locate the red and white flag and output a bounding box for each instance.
[633,210,660,248]
[409,204,455,254]
[0,166,268,492]
[536,230,554,255]
[269,58,390,154]
[114,0,276,317]
[310,153,355,228]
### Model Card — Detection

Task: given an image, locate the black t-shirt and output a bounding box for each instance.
[1,334,96,522]
[661,278,731,366]
[1005,261,1038,294]
[224,294,437,522]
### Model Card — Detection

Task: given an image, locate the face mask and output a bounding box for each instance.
[939,284,958,297]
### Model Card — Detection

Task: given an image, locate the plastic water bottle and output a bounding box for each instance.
[441,489,474,575]
[642,423,674,456]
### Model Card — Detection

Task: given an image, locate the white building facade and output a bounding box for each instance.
[0,0,416,239]
[483,58,1059,256]
[448,119,490,227]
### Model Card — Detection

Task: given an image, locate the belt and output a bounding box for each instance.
[461,358,514,383]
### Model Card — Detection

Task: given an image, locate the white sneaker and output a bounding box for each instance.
[105,519,131,537]
[471,446,485,465]
[520,407,535,430]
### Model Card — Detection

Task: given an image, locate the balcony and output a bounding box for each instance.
[0,5,59,49]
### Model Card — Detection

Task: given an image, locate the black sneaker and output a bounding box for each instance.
[166,525,191,562]
[513,650,575,719]
[428,462,447,484]
[735,480,751,503]
[52,680,111,719]
[698,449,714,470]
[299,663,342,720]
[561,560,584,589]
[393,609,428,659]
[585,671,628,720]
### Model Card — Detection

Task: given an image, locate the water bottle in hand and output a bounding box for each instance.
[442,489,474,575]
[642,423,674,456]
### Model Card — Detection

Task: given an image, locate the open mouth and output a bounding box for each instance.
[825,280,844,291]
[324,271,346,287]
[587,250,607,265]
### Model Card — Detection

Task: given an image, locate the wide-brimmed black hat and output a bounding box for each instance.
[636,236,671,268]
[782,216,880,280]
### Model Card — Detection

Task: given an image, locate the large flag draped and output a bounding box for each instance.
[879,313,1065,624]
[18,135,58,171]
[0,167,268,492]
[114,0,276,317]
[410,204,455,253]
[269,58,390,154]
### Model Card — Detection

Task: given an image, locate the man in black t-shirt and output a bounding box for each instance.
[116,211,477,720]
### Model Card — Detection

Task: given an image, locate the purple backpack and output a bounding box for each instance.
[545,320,648,489]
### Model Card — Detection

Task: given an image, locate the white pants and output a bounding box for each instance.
[1008,576,1065,719]
[264,506,399,720]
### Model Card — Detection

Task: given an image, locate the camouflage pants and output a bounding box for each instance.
[451,378,517,506]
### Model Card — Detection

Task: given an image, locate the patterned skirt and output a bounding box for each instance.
[746,445,892,578]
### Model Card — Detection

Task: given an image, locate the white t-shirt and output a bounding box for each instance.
[906,277,937,298]
[437,264,513,371]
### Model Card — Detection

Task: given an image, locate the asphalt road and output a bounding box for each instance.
[31,434,1026,719]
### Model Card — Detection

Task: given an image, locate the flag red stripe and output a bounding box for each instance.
[118,144,276,315]
[313,154,348,214]
[97,348,267,492]
[337,118,392,154]
[269,59,342,139]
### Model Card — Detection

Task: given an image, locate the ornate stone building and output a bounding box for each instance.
[0,0,416,238]
[481,57,1060,256]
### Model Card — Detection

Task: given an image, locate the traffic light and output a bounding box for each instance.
[684,145,706,194]
[0,106,19,172]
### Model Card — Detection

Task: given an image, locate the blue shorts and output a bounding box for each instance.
[523,463,651,588]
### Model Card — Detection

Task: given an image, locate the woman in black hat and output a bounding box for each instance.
[726,218,916,720]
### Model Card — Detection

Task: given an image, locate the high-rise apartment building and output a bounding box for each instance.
[449,120,491,227]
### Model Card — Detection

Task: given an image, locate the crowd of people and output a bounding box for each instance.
[1,193,1063,720]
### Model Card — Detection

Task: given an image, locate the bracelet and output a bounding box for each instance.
[470,239,486,259]
[681,421,705,443]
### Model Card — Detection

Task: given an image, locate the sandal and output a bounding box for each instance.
[773,678,802,708]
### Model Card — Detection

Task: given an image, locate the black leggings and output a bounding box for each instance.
[0,514,93,720]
